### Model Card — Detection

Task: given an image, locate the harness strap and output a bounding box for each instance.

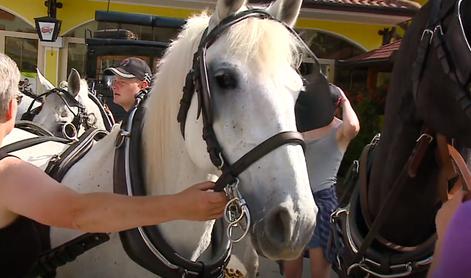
[29,233,110,277]
[447,144,471,191]
[115,94,231,278]
[436,135,455,201]
[15,120,54,137]
[412,0,443,101]
[358,141,374,227]
[87,93,115,131]
[214,131,305,191]
[0,136,70,154]
[407,129,435,177]
[355,130,435,261]
[45,128,108,181]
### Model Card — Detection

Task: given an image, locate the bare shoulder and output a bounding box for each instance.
[0,157,34,186]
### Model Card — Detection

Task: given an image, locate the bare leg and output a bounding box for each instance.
[283,256,303,278]
[309,248,331,278]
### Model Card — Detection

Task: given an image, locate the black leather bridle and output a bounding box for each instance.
[177,9,326,192]
[21,88,93,139]
[413,0,471,118]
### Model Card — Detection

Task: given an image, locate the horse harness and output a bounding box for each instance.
[333,129,471,277]
[21,88,113,140]
[413,0,471,119]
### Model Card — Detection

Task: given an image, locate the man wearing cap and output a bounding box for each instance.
[104,57,152,112]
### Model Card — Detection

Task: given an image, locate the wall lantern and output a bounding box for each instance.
[35,0,63,42]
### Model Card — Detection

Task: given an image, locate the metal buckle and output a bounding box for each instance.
[115,130,130,148]
[416,133,434,144]
[223,178,251,242]
[216,152,225,170]
[421,29,434,44]
[347,258,413,278]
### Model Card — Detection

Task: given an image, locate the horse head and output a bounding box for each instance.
[33,69,107,139]
[143,0,317,260]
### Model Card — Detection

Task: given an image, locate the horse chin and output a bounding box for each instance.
[251,224,307,261]
[249,217,312,260]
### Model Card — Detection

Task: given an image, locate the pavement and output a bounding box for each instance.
[257,256,339,278]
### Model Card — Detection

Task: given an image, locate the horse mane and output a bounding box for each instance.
[142,10,305,191]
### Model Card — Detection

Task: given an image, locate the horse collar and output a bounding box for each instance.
[113,96,231,277]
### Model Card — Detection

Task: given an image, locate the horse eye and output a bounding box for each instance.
[214,70,237,90]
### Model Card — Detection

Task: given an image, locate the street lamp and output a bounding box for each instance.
[35,0,63,42]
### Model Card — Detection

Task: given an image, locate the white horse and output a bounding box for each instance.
[4,0,317,276]
[17,69,111,138]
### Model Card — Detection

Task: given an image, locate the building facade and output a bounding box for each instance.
[0,0,421,89]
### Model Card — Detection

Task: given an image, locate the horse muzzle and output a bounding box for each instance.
[250,203,315,260]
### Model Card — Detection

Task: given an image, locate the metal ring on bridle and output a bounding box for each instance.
[222,178,251,242]
[226,205,250,243]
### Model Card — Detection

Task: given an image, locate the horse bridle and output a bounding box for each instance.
[177,9,324,241]
[413,0,471,118]
[21,88,94,140]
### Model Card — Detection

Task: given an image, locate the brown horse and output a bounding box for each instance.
[334,0,471,276]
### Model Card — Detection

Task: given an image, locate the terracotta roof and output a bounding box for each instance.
[338,39,401,66]
[251,0,420,16]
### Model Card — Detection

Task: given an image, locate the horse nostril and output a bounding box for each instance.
[266,206,293,245]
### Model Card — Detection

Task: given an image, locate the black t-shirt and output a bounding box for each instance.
[0,152,51,277]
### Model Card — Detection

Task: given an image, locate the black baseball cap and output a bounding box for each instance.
[104,57,152,82]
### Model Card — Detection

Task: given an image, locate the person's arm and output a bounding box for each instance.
[336,87,360,147]
[0,157,227,233]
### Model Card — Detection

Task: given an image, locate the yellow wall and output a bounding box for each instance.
[44,48,59,85]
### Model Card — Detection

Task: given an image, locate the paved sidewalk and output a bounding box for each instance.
[257,256,339,278]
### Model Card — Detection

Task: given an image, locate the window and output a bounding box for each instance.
[67,42,87,76]
[5,37,38,73]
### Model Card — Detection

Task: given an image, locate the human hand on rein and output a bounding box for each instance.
[175,181,228,221]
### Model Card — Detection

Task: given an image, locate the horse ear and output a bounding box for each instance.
[267,0,302,27]
[36,67,55,91]
[67,68,81,98]
[212,0,246,25]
